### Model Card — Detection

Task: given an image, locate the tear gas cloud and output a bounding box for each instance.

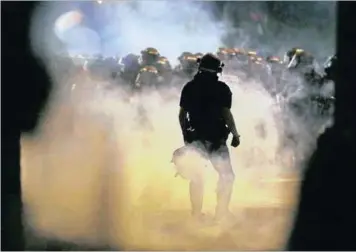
[24,1,334,250]
[219,1,336,60]
[32,1,226,63]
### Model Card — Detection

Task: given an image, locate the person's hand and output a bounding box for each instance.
[231,135,240,148]
[183,132,191,146]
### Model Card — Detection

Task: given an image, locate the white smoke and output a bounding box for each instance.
[31,1,227,63]
[23,1,334,250]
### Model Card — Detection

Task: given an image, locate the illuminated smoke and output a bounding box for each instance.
[24,1,334,250]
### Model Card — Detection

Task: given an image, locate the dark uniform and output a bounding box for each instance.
[177,53,239,220]
[180,74,232,144]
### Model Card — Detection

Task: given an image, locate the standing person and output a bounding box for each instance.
[177,53,241,221]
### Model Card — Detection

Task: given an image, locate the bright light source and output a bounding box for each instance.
[54,10,83,38]
[97,0,103,4]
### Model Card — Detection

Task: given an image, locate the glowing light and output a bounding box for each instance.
[185,56,197,60]
[295,48,304,54]
[54,10,83,36]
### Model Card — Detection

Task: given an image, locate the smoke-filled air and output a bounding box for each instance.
[22,1,336,250]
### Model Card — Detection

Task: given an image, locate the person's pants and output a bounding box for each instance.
[188,140,235,218]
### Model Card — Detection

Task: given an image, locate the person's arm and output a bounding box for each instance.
[179,107,187,133]
[221,86,240,138]
[222,108,240,138]
[179,85,189,140]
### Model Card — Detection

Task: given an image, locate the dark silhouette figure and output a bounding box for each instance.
[177,53,240,221]
[287,2,356,250]
[1,2,52,250]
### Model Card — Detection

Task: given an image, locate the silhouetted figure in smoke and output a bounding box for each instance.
[119,53,141,87]
[284,48,323,86]
[139,47,161,66]
[175,52,200,79]
[174,53,240,221]
[288,48,334,117]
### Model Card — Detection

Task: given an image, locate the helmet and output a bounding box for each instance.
[157,56,169,64]
[217,47,228,53]
[171,146,205,180]
[233,48,249,63]
[285,48,314,69]
[141,47,160,63]
[266,56,283,64]
[140,65,159,74]
[285,48,298,57]
[183,54,198,62]
[194,52,204,59]
[197,53,224,73]
[247,50,258,60]
[178,52,194,61]
[217,47,235,61]
[141,47,159,55]
[252,56,264,65]
[233,48,246,55]
[247,50,257,56]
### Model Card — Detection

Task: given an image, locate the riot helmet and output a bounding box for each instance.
[197,53,224,73]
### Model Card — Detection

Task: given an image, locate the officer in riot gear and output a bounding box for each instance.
[284,48,323,86]
[175,52,199,78]
[140,47,160,66]
[175,53,240,221]
[316,55,337,116]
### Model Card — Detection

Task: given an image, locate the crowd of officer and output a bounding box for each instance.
[53,47,337,222]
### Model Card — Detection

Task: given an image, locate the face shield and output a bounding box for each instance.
[196,54,223,74]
